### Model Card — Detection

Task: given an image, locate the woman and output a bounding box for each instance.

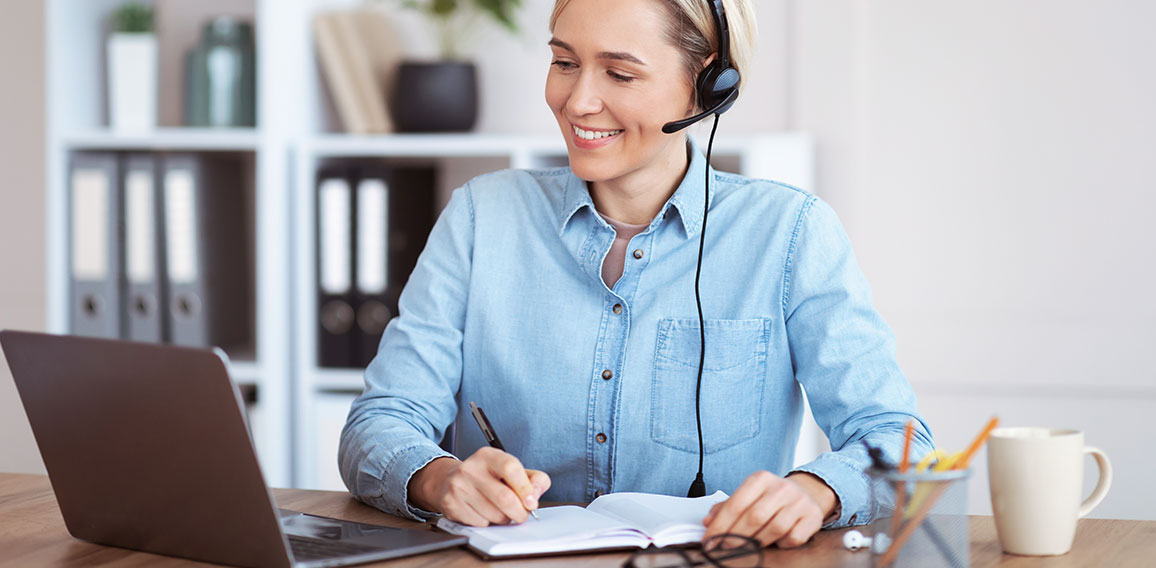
[340,0,934,549]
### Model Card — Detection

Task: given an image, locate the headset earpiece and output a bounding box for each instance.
[662,0,741,134]
[696,64,740,116]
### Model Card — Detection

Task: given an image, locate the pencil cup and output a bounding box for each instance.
[866,468,970,568]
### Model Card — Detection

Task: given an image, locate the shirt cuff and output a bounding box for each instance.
[791,452,871,528]
[379,443,456,522]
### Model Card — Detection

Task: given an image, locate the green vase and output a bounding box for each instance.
[184,16,256,127]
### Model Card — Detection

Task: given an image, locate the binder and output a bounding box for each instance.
[383,167,437,306]
[121,154,166,343]
[162,154,251,351]
[316,169,356,368]
[351,172,390,368]
[69,152,122,339]
[350,166,437,368]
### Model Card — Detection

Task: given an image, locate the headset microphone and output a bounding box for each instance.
[664,0,740,499]
[661,88,738,134]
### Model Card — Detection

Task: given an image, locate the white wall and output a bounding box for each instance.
[0,0,47,475]
[791,1,1156,520]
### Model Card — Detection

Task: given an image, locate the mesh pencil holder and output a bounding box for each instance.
[866,467,971,568]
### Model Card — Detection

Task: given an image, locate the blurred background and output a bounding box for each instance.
[1,0,1152,520]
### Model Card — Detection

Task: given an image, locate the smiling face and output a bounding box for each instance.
[546,0,698,194]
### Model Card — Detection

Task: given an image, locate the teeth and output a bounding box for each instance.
[573,126,623,140]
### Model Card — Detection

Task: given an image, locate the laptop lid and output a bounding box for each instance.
[1,330,293,568]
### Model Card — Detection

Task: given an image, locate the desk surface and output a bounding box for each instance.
[1,472,1151,567]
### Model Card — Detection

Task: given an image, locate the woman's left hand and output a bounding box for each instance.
[702,471,837,548]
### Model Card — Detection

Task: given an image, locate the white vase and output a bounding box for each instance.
[107,33,158,132]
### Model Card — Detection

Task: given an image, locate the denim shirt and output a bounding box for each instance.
[339,141,934,528]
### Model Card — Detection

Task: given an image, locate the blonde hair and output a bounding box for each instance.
[549,0,758,110]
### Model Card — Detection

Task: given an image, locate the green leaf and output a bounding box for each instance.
[112,2,153,33]
[432,0,458,17]
[474,0,520,31]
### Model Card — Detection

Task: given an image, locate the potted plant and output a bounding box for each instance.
[107,2,157,131]
[386,0,522,132]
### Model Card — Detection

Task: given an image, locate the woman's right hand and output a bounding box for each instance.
[407,447,551,526]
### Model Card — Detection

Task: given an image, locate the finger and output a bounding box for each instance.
[484,452,539,511]
[776,507,822,549]
[442,477,504,527]
[703,471,776,540]
[755,502,805,548]
[728,486,796,545]
[702,502,724,526]
[708,472,797,542]
[442,496,491,527]
[466,466,531,524]
[527,469,552,500]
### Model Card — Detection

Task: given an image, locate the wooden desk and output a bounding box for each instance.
[1,473,1151,567]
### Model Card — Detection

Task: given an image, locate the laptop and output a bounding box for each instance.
[0,330,466,568]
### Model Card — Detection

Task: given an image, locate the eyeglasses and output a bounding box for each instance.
[623,534,764,568]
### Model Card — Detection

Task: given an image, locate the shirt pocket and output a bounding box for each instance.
[650,317,770,454]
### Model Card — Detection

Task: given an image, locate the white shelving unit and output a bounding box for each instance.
[46,0,816,491]
[45,0,292,485]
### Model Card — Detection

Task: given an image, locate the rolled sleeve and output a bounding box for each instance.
[784,197,935,528]
[338,184,477,520]
[791,451,871,527]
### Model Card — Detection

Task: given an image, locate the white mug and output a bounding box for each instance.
[987,427,1112,556]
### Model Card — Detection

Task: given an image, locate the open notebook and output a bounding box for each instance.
[436,490,729,558]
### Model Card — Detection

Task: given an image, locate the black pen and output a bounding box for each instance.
[469,401,539,520]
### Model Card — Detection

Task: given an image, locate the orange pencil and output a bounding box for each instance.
[900,420,915,473]
[954,416,999,470]
[888,420,917,542]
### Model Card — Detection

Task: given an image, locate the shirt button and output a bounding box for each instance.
[612,304,622,314]
[601,369,613,380]
[632,249,644,259]
[596,433,607,443]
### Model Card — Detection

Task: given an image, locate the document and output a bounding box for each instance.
[436,490,728,558]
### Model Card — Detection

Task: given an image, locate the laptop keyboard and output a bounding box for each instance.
[288,534,383,562]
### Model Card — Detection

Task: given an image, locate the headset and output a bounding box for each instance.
[661,1,741,135]
[660,0,740,499]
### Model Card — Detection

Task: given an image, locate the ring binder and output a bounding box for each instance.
[69,152,123,339]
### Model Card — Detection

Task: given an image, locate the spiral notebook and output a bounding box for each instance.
[436,490,728,558]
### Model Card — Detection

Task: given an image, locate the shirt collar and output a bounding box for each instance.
[558,139,712,239]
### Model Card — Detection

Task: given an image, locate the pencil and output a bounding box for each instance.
[900,420,915,473]
[954,416,999,470]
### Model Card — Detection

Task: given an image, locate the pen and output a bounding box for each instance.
[468,401,539,520]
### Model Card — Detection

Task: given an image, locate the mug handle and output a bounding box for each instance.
[1078,446,1113,518]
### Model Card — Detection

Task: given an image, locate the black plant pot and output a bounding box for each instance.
[391,61,479,133]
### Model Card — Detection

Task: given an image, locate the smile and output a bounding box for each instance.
[573,125,623,140]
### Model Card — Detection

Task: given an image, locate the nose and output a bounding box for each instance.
[566,71,604,117]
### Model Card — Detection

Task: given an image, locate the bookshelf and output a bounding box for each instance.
[45,0,816,490]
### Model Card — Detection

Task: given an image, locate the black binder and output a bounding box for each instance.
[350,166,436,368]
[316,164,437,368]
[316,167,356,368]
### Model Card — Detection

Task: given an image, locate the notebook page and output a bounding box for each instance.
[587,491,729,546]
[436,505,649,556]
